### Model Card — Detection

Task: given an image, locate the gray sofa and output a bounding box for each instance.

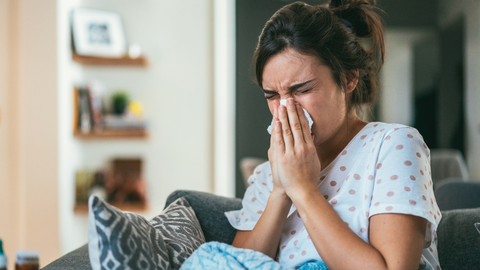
[42,189,480,270]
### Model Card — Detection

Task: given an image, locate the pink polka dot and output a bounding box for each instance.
[349,189,356,195]
[295,267,300,270]
[251,197,257,202]
[307,235,311,240]
[407,134,414,138]
[424,184,427,190]
[331,199,337,204]
[385,135,391,140]
[370,138,374,142]
[330,181,337,186]
[281,245,286,250]
[404,187,411,192]
[365,211,369,217]
[360,227,367,233]
[348,206,356,211]
[396,145,404,150]
[422,195,427,201]
[342,150,347,155]
[346,175,350,180]
[416,152,421,158]
[320,176,326,181]
[368,175,373,180]
[386,206,393,211]
[291,230,296,235]
[301,250,307,256]
[374,130,378,134]
[404,160,412,166]
[257,210,263,214]
[376,179,382,184]
[420,170,424,175]
[289,254,294,259]
[423,143,427,149]
[363,142,366,147]
[268,173,272,176]
[374,124,378,127]
[380,129,385,132]
[241,212,244,215]
[410,175,416,180]
[394,128,399,131]
[437,265,440,270]
[256,171,261,174]
[354,174,361,180]
[361,135,367,139]
[374,202,380,206]
[262,182,267,186]
[340,166,346,171]
[245,218,248,221]
[376,163,382,169]
[294,240,298,246]
[364,194,368,200]
[409,200,416,205]
[387,191,395,197]
[337,188,341,193]
[324,195,329,200]
[390,175,398,180]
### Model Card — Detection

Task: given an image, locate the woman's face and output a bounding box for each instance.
[262,48,350,146]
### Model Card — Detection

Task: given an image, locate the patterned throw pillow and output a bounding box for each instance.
[88,195,205,270]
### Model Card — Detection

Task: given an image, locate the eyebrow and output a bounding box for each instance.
[263,79,315,94]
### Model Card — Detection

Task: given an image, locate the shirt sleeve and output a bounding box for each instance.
[369,127,441,248]
[224,161,273,231]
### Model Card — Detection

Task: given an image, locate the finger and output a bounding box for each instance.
[296,103,312,145]
[278,103,294,151]
[273,119,285,154]
[286,98,305,145]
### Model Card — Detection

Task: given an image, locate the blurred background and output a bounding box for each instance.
[0,0,479,268]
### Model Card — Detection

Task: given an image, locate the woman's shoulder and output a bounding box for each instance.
[365,122,424,141]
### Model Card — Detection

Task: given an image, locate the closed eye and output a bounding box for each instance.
[263,89,278,100]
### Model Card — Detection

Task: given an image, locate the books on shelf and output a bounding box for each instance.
[73,86,147,137]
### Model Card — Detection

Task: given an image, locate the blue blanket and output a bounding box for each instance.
[180,242,328,270]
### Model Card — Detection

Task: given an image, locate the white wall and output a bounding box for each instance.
[380,30,434,126]
[439,0,480,178]
[58,0,214,254]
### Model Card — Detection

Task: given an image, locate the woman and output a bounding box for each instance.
[225,1,441,269]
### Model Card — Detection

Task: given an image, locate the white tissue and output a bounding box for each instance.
[267,99,314,134]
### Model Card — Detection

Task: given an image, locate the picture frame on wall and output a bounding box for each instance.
[71,8,127,57]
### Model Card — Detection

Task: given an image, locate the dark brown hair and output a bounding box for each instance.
[252,0,385,112]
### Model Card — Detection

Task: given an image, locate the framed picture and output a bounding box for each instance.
[71,8,127,57]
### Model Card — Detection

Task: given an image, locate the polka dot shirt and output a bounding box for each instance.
[225,122,442,270]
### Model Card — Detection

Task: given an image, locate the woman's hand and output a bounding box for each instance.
[268,98,321,198]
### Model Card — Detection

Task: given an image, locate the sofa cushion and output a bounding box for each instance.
[437,207,480,269]
[88,195,205,270]
[165,190,242,244]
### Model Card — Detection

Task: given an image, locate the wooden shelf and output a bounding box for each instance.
[72,52,148,67]
[74,129,148,139]
[74,202,148,214]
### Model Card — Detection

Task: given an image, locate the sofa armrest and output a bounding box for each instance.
[165,190,242,244]
[41,244,91,270]
[437,207,480,269]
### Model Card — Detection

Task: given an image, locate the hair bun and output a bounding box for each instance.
[328,0,375,37]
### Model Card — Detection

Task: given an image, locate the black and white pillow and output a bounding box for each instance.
[88,195,205,270]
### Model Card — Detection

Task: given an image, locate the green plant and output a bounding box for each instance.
[112,91,129,115]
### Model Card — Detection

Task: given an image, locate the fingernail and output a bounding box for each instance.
[276,121,280,127]
[288,99,294,105]
[280,106,286,112]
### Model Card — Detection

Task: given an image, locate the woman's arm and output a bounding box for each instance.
[291,188,426,270]
[232,190,291,258]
